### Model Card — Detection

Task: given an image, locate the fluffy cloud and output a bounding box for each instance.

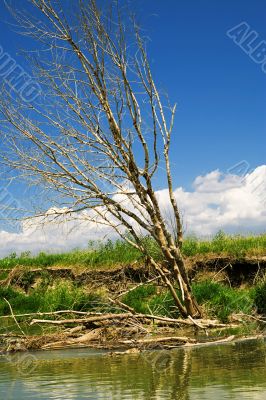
[0,165,265,257]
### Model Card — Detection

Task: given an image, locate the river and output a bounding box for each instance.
[0,337,265,399]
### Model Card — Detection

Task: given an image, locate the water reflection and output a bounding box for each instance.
[0,338,265,399]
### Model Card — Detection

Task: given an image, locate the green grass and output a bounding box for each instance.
[0,232,265,270]
[0,276,265,322]
[122,279,263,322]
[192,280,255,322]
[182,231,266,258]
[253,278,266,314]
[0,280,107,316]
[0,232,265,323]
[122,284,178,317]
[0,240,144,270]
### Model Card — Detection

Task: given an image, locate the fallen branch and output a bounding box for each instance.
[233,313,266,324]
[30,312,237,329]
[30,313,134,326]
[0,310,104,319]
[211,263,231,281]
[108,297,136,314]
[4,298,25,336]
[42,328,104,349]
[121,336,196,345]
[188,315,205,329]
[115,274,164,299]
[184,335,235,347]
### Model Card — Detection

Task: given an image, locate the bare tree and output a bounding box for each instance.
[0,0,201,317]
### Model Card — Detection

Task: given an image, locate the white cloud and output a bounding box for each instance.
[0,165,265,257]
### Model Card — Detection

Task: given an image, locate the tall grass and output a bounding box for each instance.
[0,276,264,321]
[0,240,144,270]
[122,284,179,317]
[0,280,106,316]
[0,232,265,270]
[122,280,259,321]
[182,231,266,257]
[192,280,255,322]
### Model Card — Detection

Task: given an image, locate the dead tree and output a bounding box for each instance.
[0,0,201,317]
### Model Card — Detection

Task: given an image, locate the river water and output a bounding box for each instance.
[0,338,265,399]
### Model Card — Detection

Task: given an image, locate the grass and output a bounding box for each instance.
[182,231,266,258]
[192,280,255,322]
[0,232,265,322]
[121,278,264,322]
[0,280,107,317]
[0,274,264,323]
[122,284,182,317]
[253,278,266,314]
[0,232,266,270]
[121,280,262,322]
[0,240,144,270]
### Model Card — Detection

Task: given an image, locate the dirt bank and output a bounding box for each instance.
[1,255,265,292]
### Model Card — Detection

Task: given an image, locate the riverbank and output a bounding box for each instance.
[0,234,266,352]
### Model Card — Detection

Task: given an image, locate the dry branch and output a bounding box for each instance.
[30,313,134,326]
[108,297,136,314]
[42,328,104,349]
[121,336,196,345]
[29,312,236,329]
[3,298,26,336]
[115,274,164,299]
[184,335,236,347]
[0,310,104,319]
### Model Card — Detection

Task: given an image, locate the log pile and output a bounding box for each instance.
[0,309,240,352]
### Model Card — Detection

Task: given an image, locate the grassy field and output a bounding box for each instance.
[0,232,266,270]
[182,231,266,258]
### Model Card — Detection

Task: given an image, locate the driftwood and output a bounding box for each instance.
[108,297,136,314]
[121,336,196,345]
[29,312,237,329]
[30,313,134,326]
[42,328,105,349]
[232,313,266,324]
[0,310,104,319]
[184,335,235,347]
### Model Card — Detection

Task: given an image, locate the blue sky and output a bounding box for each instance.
[0,0,265,188]
[0,1,265,248]
[135,0,266,188]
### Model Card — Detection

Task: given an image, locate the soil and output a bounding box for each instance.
[1,255,266,292]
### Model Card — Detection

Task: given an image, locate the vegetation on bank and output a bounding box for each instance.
[121,279,266,322]
[0,232,265,328]
[0,232,266,270]
[0,280,106,317]
[0,276,265,323]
